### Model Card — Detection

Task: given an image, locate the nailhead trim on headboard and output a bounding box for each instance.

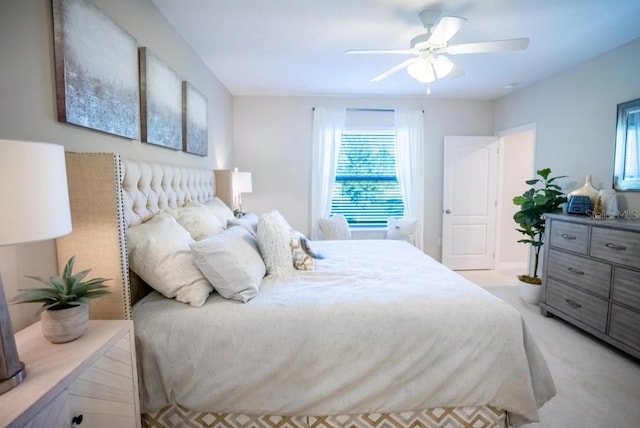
[56,153,217,320]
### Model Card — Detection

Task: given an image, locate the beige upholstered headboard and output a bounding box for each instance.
[55,153,225,320]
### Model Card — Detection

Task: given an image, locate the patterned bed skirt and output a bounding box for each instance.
[141,405,507,428]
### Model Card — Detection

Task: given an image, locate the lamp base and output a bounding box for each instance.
[0,361,26,395]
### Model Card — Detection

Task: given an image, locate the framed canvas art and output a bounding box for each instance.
[139,47,182,150]
[52,0,139,139]
[182,82,208,156]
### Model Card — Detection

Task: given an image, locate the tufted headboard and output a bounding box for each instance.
[55,153,223,320]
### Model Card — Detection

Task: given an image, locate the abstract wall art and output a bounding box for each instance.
[52,0,140,139]
[139,47,183,150]
[182,81,208,156]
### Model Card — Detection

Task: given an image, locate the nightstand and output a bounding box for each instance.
[0,320,141,427]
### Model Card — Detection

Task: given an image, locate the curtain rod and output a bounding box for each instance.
[312,107,424,113]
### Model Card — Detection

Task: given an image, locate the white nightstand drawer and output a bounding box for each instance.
[1,321,140,428]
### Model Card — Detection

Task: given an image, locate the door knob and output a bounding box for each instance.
[444,209,451,214]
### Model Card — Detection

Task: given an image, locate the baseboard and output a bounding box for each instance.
[495,261,527,271]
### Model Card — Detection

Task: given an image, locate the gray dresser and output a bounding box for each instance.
[540,213,640,359]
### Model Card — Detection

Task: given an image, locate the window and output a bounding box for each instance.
[330,129,404,227]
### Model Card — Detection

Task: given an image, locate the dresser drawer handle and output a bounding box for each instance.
[560,233,576,240]
[565,299,582,309]
[605,243,626,251]
[567,267,584,275]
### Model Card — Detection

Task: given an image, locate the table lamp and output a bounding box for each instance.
[0,139,72,395]
[232,168,253,212]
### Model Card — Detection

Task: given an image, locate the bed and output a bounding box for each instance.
[55,153,555,428]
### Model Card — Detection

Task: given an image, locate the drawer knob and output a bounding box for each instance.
[605,243,626,251]
[565,299,582,309]
[567,267,585,275]
[560,233,576,240]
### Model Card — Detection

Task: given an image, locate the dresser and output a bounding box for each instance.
[0,320,141,427]
[540,213,640,359]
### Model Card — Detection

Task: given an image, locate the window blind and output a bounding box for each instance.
[331,130,404,227]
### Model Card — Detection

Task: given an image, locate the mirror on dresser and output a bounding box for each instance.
[613,98,640,191]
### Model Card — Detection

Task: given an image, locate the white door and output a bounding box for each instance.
[442,136,499,270]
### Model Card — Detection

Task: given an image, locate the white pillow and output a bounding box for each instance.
[169,202,225,240]
[204,197,236,226]
[127,212,213,307]
[257,211,295,278]
[386,217,418,246]
[191,226,266,302]
[227,211,259,234]
[318,214,351,240]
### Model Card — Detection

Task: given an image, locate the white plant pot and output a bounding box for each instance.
[41,304,89,344]
[518,279,541,305]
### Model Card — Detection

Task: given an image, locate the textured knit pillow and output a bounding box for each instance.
[127,212,213,307]
[191,226,266,302]
[257,211,295,278]
[386,217,418,246]
[318,214,351,240]
[168,201,225,240]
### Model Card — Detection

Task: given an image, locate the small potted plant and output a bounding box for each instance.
[11,256,110,343]
[513,168,567,304]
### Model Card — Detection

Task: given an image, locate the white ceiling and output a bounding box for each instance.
[151,0,640,100]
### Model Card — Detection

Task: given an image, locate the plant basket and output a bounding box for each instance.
[40,304,89,343]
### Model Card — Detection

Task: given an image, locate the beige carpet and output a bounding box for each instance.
[486,286,640,428]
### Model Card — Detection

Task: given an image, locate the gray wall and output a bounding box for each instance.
[493,38,640,211]
[233,96,494,260]
[0,0,233,331]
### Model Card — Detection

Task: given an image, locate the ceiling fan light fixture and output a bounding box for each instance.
[407,58,436,83]
[432,55,454,79]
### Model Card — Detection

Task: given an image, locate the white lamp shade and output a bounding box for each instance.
[407,55,454,83]
[0,140,72,246]
[432,55,455,79]
[233,171,253,193]
[407,58,436,83]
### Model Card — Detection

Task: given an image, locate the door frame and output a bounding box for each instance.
[494,123,537,273]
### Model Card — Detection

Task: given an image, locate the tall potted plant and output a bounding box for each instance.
[11,256,110,343]
[513,168,567,303]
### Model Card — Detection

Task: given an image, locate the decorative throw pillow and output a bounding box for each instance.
[318,214,351,240]
[204,197,236,226]
[386,217,418,246]
[190,226,266,302]
[168,201,225,240]
[126,212,213,307]
[257,211,295,278]
[290,230,316,270]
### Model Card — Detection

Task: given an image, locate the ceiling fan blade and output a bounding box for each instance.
[444,38,529,55]
[370,57,418,82]
[426,16,466,46]
[345,49,415,55]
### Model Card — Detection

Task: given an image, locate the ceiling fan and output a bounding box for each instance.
[346,9,529,84]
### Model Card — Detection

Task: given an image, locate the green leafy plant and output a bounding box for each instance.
[513,168,567,284]
[11,256,111,311]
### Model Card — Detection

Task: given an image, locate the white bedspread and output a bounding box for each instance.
[133,240,555,426]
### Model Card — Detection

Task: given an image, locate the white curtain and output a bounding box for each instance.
[310,108,346,239]
[394,110,425,250]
